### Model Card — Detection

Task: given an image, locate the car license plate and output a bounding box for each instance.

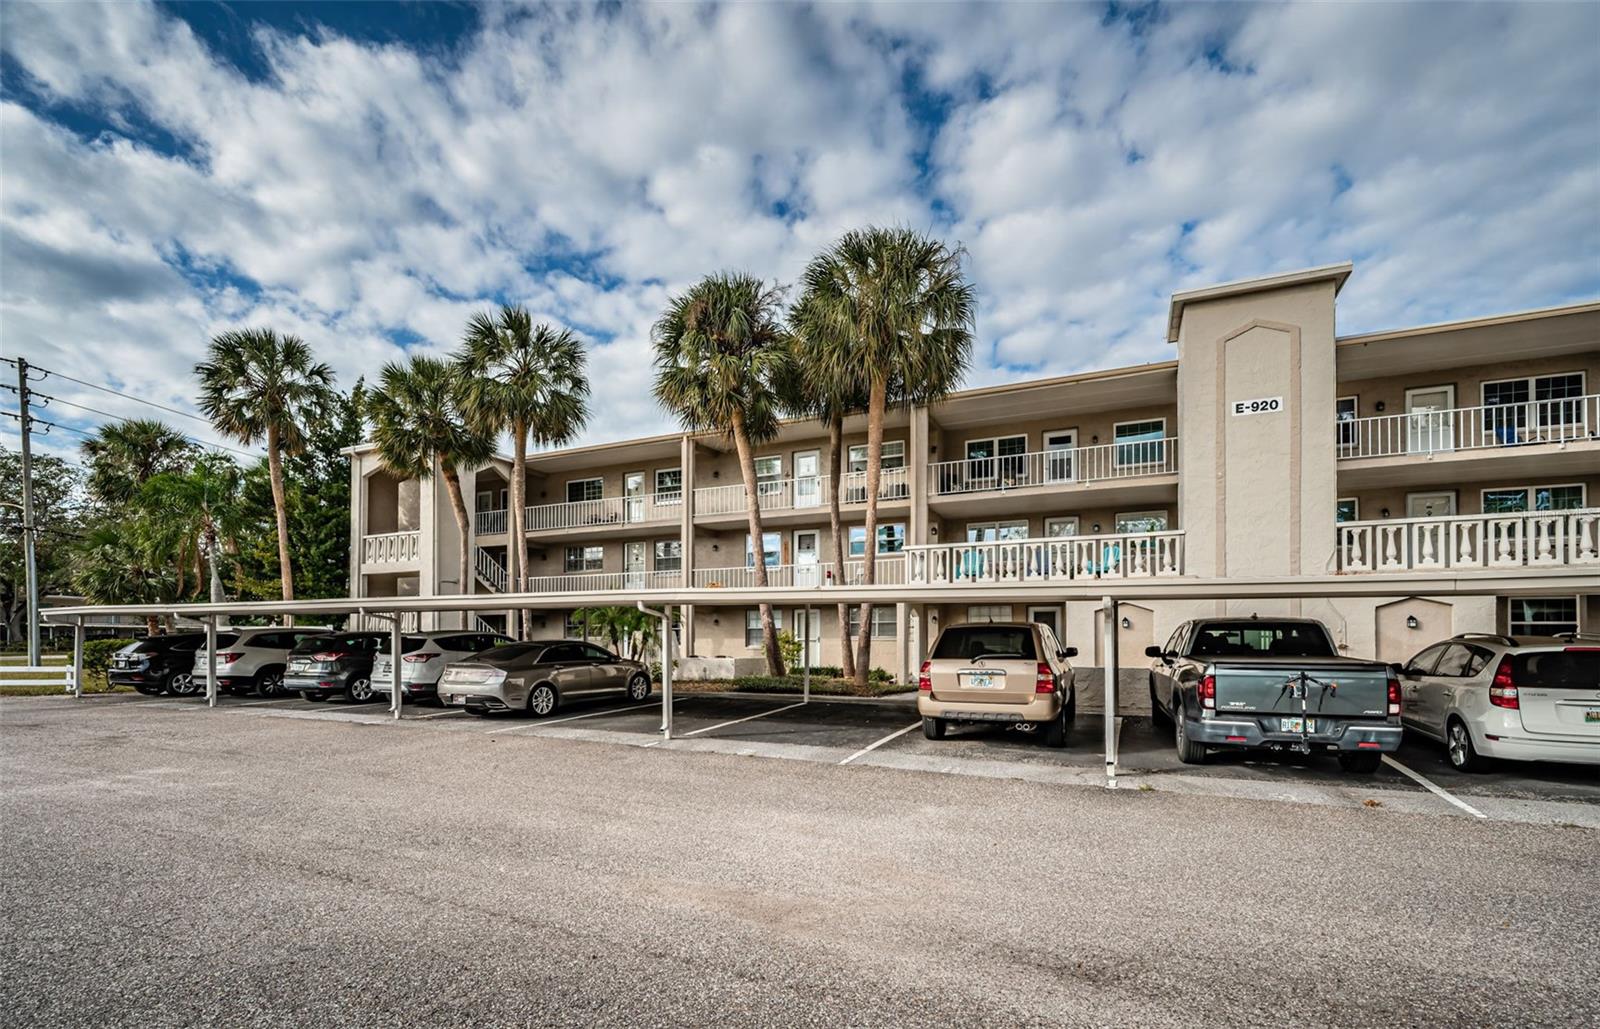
[1586,710,1600,724]
[1278,717,1315,732]
[289,661,310,673]
[961,671,1003,689]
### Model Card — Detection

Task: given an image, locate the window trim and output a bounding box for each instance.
[565,477,603,504]
[1113,510,1169,533]
[1479,482,1587,513]
[1044,516,1080,537]
[963,434,1029,458]
[848,522,907,557]
[1335,497,1360,523]
[753,455,784,481]
[652,538,683,572]
[965,604,1013,624]
[1404,490,1456,518]
[653,467,683,504]
[1112,417,1167,440]
[1336,396,1359,449]
[847,604,898,640]
[1481,371,1586,407]
[1507,595,1579,637]
[846,439,907,473]
[965,520,1030,542]
[563,544,605,573]
[745,607,785,648]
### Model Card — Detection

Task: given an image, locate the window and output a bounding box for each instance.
[847,440,906,472]
[967,521,1030,542]
[566,478,602,503]
[1113,419,1167,468]
[935,624,1035,660]
[1190,623,1336,658]
[754,456,783,482]
[1403,644,1449,676]
[1336,498,1360,523]
[1115,511,1168,533]
[476,489,507,512]
[1336,396,1358,450]
[562,616,601,641]
[1044,517,1080,537]
[966,605,1013,623]
[745,532,782,568]
[565,545,604,572]
[1434,644,1492,678]
[654,468,682,502]
[545,642,587,661]
[653,539,682,572]
[848,523,906,556]
[1509,596,1578,637]
[579,643,616,662]
[1483,373,1586,439]
[745,608,784,647]
[1481,484,1586,513]
[847,605,897,640]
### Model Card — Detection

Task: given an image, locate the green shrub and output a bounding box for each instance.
[775,631,802,670]
[83,638,139,679]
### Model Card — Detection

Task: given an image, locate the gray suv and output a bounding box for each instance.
[192,626,333,697]
[440,640,651,716]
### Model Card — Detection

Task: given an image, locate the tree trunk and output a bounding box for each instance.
[206,525,224,603]
[441,461,472,616]
[731,410,784,676]
[853,379,887,685]
[266,423,296,625]
[510,423,529,640]
[826,413,855,680]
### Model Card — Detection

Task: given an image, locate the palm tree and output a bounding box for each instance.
[137,454,244,603]
[73,521,175,636]
[785,289,870,680]
[196,328,336,615]
[368,355,496,612]
[652,272,790,676]
[80,418,196,506]
[798,228,975,684]
[455,306,590,638]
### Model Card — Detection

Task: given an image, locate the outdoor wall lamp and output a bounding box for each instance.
[1091,522,1102,533]
[1381,508,1390,518]
[1121,616,1132,630]
[1406,615,1420,630]
[713,470,720,478]
[1375,401,1387,412]
[711,543,719,552]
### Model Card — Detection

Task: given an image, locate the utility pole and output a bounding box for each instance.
[16,357,41,665]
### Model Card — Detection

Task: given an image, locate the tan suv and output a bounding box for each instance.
[917,622,1078,746]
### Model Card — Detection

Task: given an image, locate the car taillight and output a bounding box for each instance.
[1387,676,1402,716]
[403,651,440,664]
[311,652,343,662]
[1198,674,1216,710]
[1035,662,1055,694]
[218,653,241,664]
[917,661,931,692]
[1489,658,1519,709]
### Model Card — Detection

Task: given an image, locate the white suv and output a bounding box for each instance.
[192,626,333,697]
[1397,632,1600,771]
[371,630,513,701]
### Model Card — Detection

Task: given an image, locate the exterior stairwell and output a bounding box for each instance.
[475,548,509,593]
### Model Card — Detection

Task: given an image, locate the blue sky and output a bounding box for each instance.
[2,1,1597,462]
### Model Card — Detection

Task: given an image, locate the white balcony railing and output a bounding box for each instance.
[906,531,1185,583]
[474,493,683,535]
[1337,395,1600,460]
[524,570,683,593]
[929,439,1177,497]
[694,467,909,518]
[361,531,421,566]
[1336,508,1600,573]
[692,555,906,589]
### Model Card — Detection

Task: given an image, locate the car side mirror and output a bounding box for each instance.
[1059,647,1077,659]
[1144,645,1164,659]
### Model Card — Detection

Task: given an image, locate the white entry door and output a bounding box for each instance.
[624,472,645,522]
[1405,386,1456,454]
[1044,430,1076,482]
[794,450,821,508]
[624,541,646,589]
[793,529,821,587]
[792,606,821,667]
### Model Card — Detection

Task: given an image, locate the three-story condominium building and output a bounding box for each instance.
[345,264,1600,674]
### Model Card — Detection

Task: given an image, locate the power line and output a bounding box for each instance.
[24,364,221,430]
[25,393,262,459]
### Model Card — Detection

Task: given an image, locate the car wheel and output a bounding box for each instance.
[1174,699,1206,764]
[527,683,558,718]
[626,673,652,702]
[1337,752,1382,774]
[346,677,375,703]
[256,669,284,698]
[1446,718,1486,773]
[302,691,328,703]
[921,716,946,740]
[167,672,197,697]
[1042,706,1068,748]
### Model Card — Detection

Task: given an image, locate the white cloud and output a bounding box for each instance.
[0,0,1595,466]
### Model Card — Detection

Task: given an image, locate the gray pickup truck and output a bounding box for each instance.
[1146,617,1402,773]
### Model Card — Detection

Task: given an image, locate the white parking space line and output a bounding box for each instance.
[406,709,465,720]
[1382,755,1486,819]
[235,699,301,707]
[678,701,806,738]
[483,701,671,734]
[839,721,923,765]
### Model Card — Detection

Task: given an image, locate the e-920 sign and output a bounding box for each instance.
[1231,396,1284,416]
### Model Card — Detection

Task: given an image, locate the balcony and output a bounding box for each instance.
[524,570,683,593]
[1335,508,1600,573]
[474,492,683,536]
[928,439,1178,499]
[692,556,907,589]
[693,468,909,520]
[905,531,1185,583]
[361,531,420,567]
[1337,395,1600,460]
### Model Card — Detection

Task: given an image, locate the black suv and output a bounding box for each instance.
[283,631,387,702]
[109,633,208,696]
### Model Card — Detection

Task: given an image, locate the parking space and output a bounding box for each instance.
[26,689,1598,824]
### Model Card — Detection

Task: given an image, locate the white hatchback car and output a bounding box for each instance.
[1397,632,1600,771]
[370,630,513,701]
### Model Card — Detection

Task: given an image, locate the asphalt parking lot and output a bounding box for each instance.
[2,691,1597,1028]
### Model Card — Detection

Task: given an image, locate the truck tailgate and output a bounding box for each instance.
[1212,661,1392,720]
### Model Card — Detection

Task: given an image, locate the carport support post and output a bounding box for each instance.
[660,605,673,740]
[801,606,810,704]
[1102,595,1118,788]
[390,615,403,721]
[205,617,218,708]
[71,618,84,699]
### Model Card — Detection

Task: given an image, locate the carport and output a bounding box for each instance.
[42,565,1595,789]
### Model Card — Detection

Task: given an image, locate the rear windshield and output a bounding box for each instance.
[933,627,1037,661]
[377,636,428,655]
[134,635,203,653]
[1190,623,1335,658]
[1512,650,1600,688]
[211,633,240,649]
[291,634,380,655]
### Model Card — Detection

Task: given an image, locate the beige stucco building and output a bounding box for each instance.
[346,264,1600,677]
